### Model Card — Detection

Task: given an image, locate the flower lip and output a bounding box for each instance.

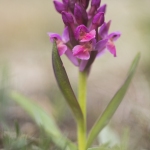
[73,45,90,60]
[75,25,96,42]
[80,30,96,42]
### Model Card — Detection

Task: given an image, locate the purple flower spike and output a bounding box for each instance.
[75,25,96,42]
[92,12,104,29]
[49,0,121,70]
[74,4,88,25]
[53,0,66,13]
[97,4,107,13]
[62,11,74,26]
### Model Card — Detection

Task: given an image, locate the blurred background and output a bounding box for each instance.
[0,0,150,149]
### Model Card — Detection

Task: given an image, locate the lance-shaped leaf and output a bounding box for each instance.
[52,41,83,122]
[86,53,140,148]
[11,92,77,150]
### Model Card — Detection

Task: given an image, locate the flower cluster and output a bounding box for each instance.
[48,0,121,71]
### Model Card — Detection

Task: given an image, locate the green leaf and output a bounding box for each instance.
[86,53,141,149]
[11,92,76,150]
[52,41,83,122]
[87,146,111,150]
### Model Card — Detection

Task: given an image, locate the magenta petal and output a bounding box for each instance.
[99,20,111,38]
[75,25,89,40]
[73,45,90,60]
[106,41,116,57]
[74,4,88,25]
[53,0,66,13]
[62,26,69,43]
[95,39,108,51]
[62,0,69,7]
[65,49,79,66]
[47,33,62,42]
[92,12,104,27]
[96,48,106,57]
[57,43,68,56]
[108,31,121,41]
[97,4,107,13]
[91,0,101,8]
[80,29,96,42]
[62,11,74,26]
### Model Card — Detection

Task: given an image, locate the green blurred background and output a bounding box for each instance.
[0,0,150,149]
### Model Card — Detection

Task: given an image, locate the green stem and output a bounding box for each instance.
[77,71,87,150]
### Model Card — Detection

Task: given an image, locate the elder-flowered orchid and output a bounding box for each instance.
[48,0,121,71]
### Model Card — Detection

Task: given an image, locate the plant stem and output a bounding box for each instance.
[77,71,87,150]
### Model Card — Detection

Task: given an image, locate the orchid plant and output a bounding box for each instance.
[11,0,140,150]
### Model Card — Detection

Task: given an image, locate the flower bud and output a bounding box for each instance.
[53,0,66,13]
[74,4,88,25]
[92,12,104,28]
[68,0,76,12]
[97,4,107,13]
[91,0,101,8]
[62,0,69,7]
[80,0,90,9]
[62,11,74,26]
[88,0,101,18]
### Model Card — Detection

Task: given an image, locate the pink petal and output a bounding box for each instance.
[73,45,90,60]
[80,29,96,42]
[57,43,68,56]
[106,41,116,57]
[47,33,62,42]
[65,49,79,66]
[108,31,121,42]
[53,0,66,13]
[62,26,69,43]
[96,48,107,57]
[95,39,108,51]
[97,4,107,14]
[99,20,111,39]
[75,25,89,40]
